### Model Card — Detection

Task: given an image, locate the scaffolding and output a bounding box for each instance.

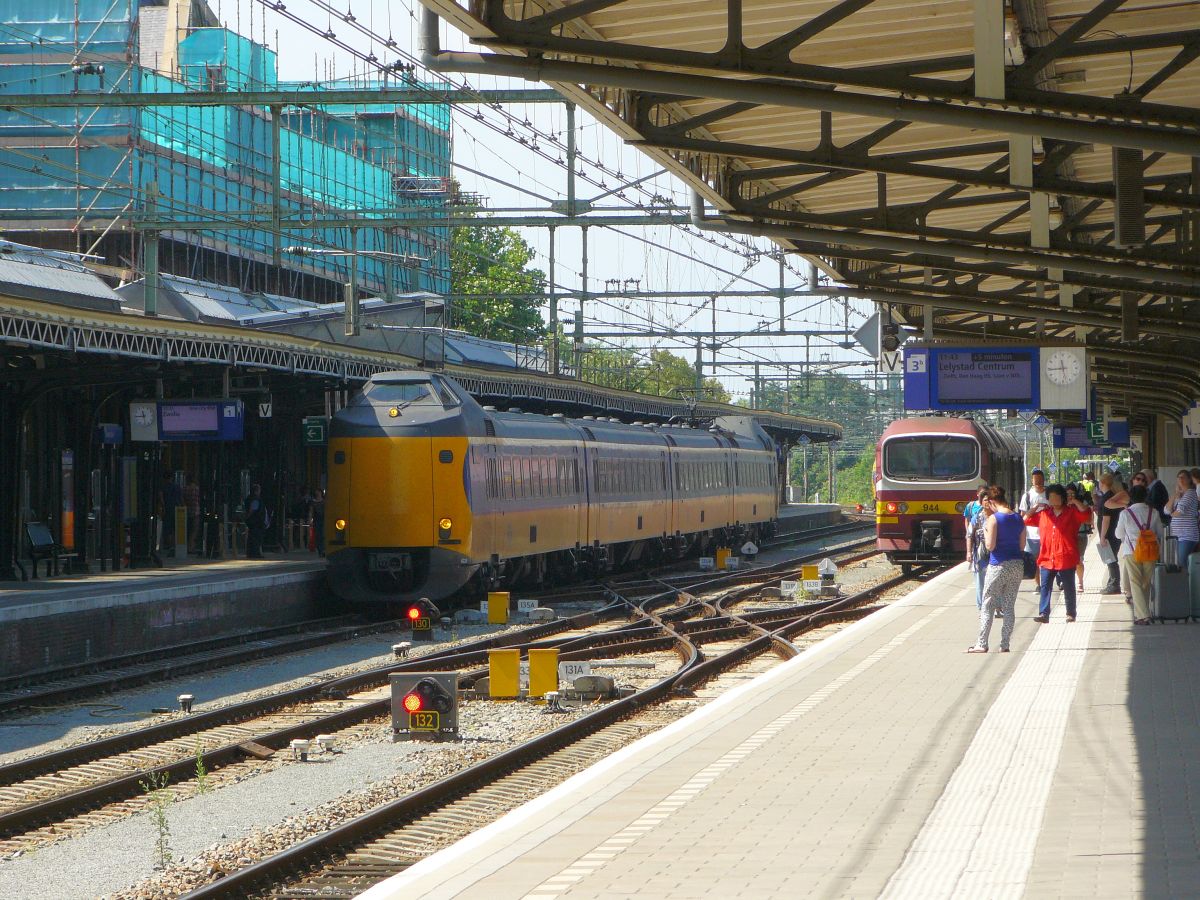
[0,0,453,301]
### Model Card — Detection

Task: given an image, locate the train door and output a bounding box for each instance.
[471,442,495,562]
[581,441,597,551]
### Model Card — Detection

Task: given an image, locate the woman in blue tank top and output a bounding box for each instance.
[968,487,1027,654]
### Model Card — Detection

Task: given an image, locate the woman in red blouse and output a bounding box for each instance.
[1023,484,1091,623]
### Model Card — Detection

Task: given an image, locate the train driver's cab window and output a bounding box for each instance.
[355,381,439,406]
[884,436,978,481]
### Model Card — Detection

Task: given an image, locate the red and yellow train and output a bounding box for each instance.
[874,417,1022,571]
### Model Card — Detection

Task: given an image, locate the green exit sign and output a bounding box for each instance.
[1087,421,1106,442]
[303,416,328,446]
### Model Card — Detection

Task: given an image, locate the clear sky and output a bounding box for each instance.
[207,0,878,403]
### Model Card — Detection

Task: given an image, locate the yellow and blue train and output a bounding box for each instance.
[325,372,780,605]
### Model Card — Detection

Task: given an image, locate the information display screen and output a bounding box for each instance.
[935,350,1035,405]
[161,403,220,434]
[1053,426,1090,449]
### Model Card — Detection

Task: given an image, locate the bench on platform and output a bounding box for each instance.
[25,522,78,579]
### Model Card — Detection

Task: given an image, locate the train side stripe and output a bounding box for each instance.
[876,500,966,516]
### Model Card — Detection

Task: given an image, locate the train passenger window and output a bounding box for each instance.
[501,456,513,499]
[884,436,978,481]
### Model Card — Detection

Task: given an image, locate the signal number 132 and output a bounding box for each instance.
[410,711,440,730]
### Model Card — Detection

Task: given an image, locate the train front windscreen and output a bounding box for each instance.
[883,436,978,482]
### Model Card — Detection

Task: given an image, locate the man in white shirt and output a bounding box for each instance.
[1018,467,1048,553]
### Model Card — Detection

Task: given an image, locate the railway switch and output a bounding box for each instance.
[390,672,459,740]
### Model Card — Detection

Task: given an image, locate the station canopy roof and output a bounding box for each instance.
[420,0,1200,420]
[0,240,121,312]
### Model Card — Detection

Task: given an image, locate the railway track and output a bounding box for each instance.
[170,552,930,899]
[0,535,878,856]
[0,517,871,719]
[0,616,403,717]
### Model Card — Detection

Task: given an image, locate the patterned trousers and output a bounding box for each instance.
[977,559,1023,651]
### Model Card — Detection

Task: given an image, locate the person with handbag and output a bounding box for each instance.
[1067,483,1093,593]
[1023,484,1090,624]
[1094,471,1124,595]
[967,487,1026,654]
[1164,470,1199,567]
[1115,484,1165,625]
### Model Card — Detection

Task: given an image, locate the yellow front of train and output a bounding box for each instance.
[325,373,480,606]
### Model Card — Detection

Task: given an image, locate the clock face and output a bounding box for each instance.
[1045,350,1081,386]
[135,407,155,426]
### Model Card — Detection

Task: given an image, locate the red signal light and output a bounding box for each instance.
[885,501,899,514]
[402,691,423,713]
[407,606,422,621]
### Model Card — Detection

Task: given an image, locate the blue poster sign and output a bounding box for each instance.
[904,346,1040,411]
[96,423,123,445]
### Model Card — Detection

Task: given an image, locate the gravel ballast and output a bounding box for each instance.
[0,700,595,899]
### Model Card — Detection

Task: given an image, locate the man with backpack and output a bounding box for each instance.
[1114,484,1165,625]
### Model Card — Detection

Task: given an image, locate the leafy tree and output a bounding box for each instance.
[578,345,730,402]
[450,224,546,343]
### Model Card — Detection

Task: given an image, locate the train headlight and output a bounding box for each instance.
[898,502,908,513]
[954,501,966,514]
[885,502,899,514]
[389,407,400,418]
[334,518,347,531]
[438,517,453,532]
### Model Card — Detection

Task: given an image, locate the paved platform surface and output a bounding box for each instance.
[777,502,842,521]
[364,555,1195,900]
[0,556,324,621]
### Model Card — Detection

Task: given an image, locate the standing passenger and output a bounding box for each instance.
[1145,469,1170,524]
[244,483,268,560]
[1018,467,1048,556]
[1024,484,1090,623]
[1067,483,1093,592]
[964,487,990,609]
[1094,472,1123,594]
[1164,470,1199,566]
[967,487,1026,654]
[1115,484,1164,625]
